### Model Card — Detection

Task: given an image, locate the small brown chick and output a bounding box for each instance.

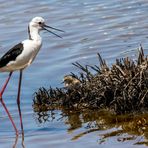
[63,75,81,88]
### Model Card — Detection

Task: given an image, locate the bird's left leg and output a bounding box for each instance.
[17,70,24,135]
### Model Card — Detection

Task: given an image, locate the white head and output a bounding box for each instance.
[28,16,64,39]
[30,17,45,31]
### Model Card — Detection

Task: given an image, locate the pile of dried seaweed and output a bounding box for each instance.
[33,46,148,114]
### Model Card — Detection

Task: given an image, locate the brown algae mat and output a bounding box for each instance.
[33,46,148,115]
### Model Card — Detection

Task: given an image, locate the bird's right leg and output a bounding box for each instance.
[0,72,13,97]
[0,72,18,135]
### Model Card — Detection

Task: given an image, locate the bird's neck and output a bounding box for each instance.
[28,26,42,42]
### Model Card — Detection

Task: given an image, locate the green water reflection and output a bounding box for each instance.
[35,109,148,146]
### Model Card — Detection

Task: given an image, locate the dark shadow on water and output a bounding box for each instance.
[34,109,148,146]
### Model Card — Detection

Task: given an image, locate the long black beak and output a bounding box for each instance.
[42,24,64,38]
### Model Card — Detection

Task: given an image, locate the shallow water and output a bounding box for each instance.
[0,0,148,147]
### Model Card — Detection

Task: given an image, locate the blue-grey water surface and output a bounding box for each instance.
[0,0,148,147]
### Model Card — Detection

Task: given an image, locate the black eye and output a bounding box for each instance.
[38,22,42,25]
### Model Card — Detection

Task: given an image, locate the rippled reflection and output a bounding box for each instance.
[12,132,25,148]
[35,109,148,146]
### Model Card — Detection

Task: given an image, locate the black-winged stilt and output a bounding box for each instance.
[0,16,64,135]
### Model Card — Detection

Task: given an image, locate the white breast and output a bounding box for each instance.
[21,39,42,65]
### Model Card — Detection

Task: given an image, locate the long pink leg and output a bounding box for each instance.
[0,72,18,135]
[17,70,24,135]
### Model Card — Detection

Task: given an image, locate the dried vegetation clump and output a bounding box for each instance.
[33,46,148,114]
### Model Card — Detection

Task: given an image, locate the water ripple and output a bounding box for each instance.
[0,0,148,147]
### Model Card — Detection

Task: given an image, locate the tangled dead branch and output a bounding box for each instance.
[33,46,148,114]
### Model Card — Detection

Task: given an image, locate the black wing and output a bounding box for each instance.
[0,43,23,68]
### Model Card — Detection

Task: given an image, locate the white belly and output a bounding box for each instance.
[0,40,42,72]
